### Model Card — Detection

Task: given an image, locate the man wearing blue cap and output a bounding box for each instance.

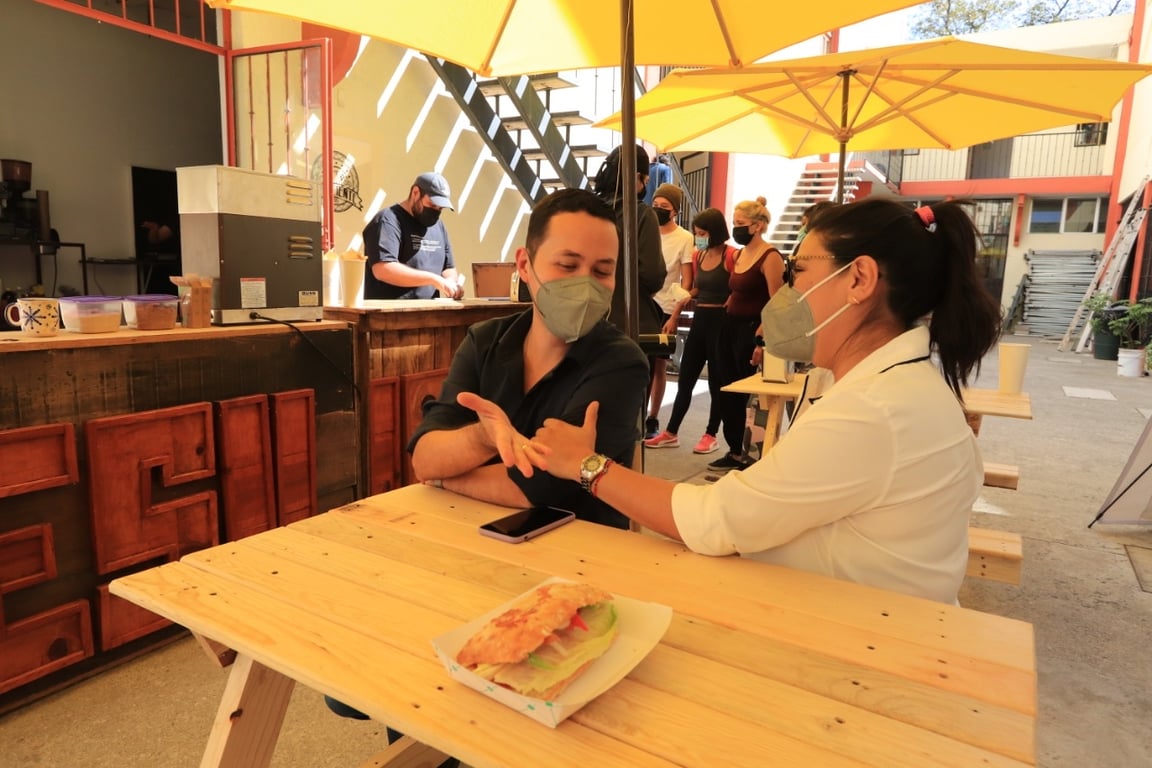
[362,171,464,299]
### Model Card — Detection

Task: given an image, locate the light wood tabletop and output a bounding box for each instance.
[960,388,1033,420]
[110,484,1036,768]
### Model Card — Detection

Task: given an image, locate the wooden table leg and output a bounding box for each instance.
[356,735,452,768]
[755,394,787,454]
[200,654,295,768]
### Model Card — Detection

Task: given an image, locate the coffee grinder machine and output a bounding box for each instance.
[0,159,47,240]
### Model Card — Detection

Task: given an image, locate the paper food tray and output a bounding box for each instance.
[431,577,672,727]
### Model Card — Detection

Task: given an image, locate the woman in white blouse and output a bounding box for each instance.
[526,198,1002,604]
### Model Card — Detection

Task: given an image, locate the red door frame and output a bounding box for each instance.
[224,39,335,251]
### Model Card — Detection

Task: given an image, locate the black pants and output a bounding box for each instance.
[710,314,758,455]
[665,306,727,436]
[324,696,460,768]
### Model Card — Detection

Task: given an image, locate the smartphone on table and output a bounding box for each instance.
[478,506,576,543]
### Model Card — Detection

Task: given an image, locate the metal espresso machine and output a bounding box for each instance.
[177,165,323,324]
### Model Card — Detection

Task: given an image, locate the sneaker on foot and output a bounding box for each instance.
[692,434,719,454]
[707,452,749,470]
[644,417,660,440]
[644,430,680,449]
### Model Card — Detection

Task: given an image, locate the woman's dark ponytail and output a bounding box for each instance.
[922,202,1002,397]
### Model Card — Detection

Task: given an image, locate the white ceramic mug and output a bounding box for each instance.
[16,297,61,337]
[998,343,1031,394]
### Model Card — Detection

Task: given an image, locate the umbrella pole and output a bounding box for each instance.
[836,70,851,205]
[620,0,639,341]
[837,139,846,205]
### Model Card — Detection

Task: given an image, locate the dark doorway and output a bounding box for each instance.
[131,166,181,294]
[968,139,1014,180]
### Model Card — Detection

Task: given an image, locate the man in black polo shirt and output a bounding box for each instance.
[408,188,649,529]
[362,171,463,299]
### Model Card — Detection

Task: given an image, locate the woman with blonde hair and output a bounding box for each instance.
[703,196,786,470]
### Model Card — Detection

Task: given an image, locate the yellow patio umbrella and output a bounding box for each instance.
[598,37,1152,201]
[206,0,926,76]
[204,0,927,335]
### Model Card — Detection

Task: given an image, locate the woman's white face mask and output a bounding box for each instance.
[759,261,854,362]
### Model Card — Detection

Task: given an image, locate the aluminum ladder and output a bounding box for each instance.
[1059,175,1150,352]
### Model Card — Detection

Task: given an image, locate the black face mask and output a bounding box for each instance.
[415,204,441,227]
[654,207,673,226]
[732,225,753,246]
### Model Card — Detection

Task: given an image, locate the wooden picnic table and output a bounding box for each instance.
[110,484,1037,768]
[960,388,1033,420]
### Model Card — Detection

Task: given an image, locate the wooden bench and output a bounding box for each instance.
[967,526,1023,585]
[983,462,1020,490]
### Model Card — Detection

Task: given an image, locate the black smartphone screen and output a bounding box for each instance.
[480,506,574,538]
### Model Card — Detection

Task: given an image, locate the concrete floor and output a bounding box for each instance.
[2,334,1150,767]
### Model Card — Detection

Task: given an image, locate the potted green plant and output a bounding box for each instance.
[1106,298,1152,377]
[1083,292,1121,360]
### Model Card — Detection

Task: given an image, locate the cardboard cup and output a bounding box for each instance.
[17,297,61,337]
[998,343,1031,394]
[340,259,365,308]
[322,259,339,306]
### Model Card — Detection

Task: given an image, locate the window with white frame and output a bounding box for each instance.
[1029,198,1109,234]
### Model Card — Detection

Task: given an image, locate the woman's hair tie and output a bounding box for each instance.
[914,205,937,233]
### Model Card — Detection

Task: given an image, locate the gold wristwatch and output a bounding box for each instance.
[579,453,611,493]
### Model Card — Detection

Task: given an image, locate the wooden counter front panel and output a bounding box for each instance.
[0,424,78,499]
[0,325,356,707]
[0,600,93,695]
[85,405,218,576]
[0,524,57,594]
[215,395,278,541]
[270,389,318,525]
[400,369,449,486]
[97,585,171,651]
[368,377,401,494]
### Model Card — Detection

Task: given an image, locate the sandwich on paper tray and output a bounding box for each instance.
[455,582,618,699]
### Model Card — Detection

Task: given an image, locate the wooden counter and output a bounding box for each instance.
[0,319,347,352]
[324,300,528,492]
[0,321,357,711]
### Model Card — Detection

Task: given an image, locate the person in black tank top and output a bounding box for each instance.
[645,208,733,456]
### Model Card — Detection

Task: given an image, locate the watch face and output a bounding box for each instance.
[581,454,606,475]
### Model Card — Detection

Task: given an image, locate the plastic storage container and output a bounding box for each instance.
[59,296,123,333]
[124,294,179,330]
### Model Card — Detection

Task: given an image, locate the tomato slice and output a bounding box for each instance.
[568,611,589,632]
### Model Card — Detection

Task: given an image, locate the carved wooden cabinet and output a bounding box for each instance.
[0,323,354,708]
